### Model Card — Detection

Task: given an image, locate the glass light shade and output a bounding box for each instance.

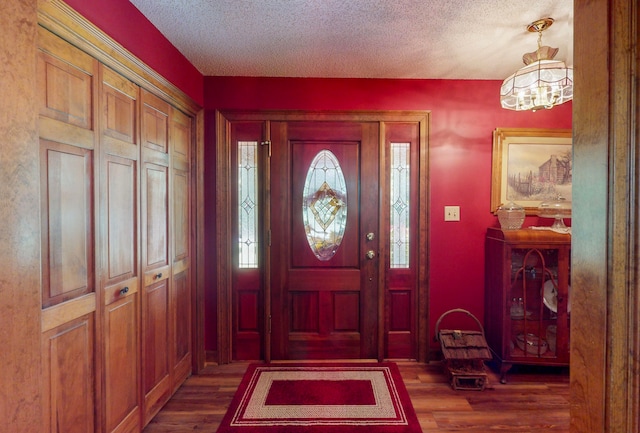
[538,196,571,228]
[500,59,573,111]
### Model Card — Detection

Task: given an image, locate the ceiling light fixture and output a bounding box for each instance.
[500,18,573,112]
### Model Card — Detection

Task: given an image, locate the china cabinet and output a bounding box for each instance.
[484,227,570,383]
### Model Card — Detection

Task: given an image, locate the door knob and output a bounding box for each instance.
[366,232,375,241]
[366,250,376,259]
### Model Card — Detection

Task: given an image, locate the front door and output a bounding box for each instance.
[269,120,380,360]
[221,110,429,364]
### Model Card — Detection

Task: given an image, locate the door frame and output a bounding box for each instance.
[215,110,430,364]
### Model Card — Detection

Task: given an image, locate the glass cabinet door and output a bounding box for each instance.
[509,247,568,359]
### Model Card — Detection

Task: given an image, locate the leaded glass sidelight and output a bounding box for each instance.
[390,142,410,268]
[238,141,258,268]
[302,150,347,261]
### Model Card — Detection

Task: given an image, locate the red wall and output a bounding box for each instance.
[60,0,572,357]
[203,76,572,353]
[65,0,204,105]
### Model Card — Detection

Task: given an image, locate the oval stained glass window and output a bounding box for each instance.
[302,150,347,261]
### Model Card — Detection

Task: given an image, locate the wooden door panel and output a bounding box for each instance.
[234,271,262,360]
[140,89,171,425]
[99,64,141,433]
[333,292,360,331]
[105,156,137,281]
[288,333,360,360]
[290,292,319,332]
[169,106,193,388]
[40,57,91,126]
[102,66,137,146]
[172,169,189,261]
[37,27,94,130]
[41,315,95,433]
[173,270,190,360]
[141,91,169,154]
[288,268,360,289]
[104,287,139,433]
[172,269,191,388]
[237,291,259,331]
[271,120,379,360]
[40,139,94,308]
[304,291,361,334]
[389,291,411,329]
[143,164,169,268]
[142,280,170,402]
[170,108,191,162]
[37,29,98,433]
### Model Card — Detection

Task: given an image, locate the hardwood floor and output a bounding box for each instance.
[143,361,569,433]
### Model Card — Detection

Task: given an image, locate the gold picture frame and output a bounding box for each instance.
[491,128,572,215]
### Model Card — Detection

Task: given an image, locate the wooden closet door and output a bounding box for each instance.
[38,27,97,433]
[37,9,199,433]
[100,65,141,433]
[140,89,172,425]
[170,107,192,390]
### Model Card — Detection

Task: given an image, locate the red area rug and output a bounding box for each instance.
[216,362,422,433]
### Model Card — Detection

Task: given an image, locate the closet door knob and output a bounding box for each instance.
[155,272,163,279]
[120,286,129,295]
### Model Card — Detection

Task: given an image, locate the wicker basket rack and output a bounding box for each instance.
[435,308,493,391]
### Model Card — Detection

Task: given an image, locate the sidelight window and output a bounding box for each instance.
[238,140,258,268]
[390,142,410,268]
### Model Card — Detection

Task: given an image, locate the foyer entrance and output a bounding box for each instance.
[215,111,429,363]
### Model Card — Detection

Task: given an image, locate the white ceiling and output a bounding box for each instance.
[128,0,573,80]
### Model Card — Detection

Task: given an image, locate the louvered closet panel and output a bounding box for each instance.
[99,65,142,433]
[140,89,172,425]
[169,107,193,391]
[37,26,98,433]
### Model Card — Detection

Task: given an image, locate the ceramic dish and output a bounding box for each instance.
[516,333,548,355]
[543,280,571,313]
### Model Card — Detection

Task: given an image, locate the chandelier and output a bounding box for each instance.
[500,18,573,111]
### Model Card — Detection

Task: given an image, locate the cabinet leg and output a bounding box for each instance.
[499,362,513,384]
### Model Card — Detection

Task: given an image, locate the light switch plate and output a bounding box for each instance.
[444,206,460,221]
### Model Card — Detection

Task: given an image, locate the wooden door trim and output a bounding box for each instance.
[215,110,430,363]
[572,1,640,432]
[194,110,206,371]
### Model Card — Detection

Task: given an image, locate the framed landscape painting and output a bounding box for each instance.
[491,128,572,215]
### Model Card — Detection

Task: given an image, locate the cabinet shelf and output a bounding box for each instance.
[484,227,571,383]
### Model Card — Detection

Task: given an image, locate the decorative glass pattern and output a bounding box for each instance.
[238,141,258,268]
[390,143,410,268]
[302,150,347,261]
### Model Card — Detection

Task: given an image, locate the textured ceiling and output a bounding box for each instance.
[128,0,573,80]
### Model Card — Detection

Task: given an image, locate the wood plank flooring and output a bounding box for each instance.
[143,361,569,433]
